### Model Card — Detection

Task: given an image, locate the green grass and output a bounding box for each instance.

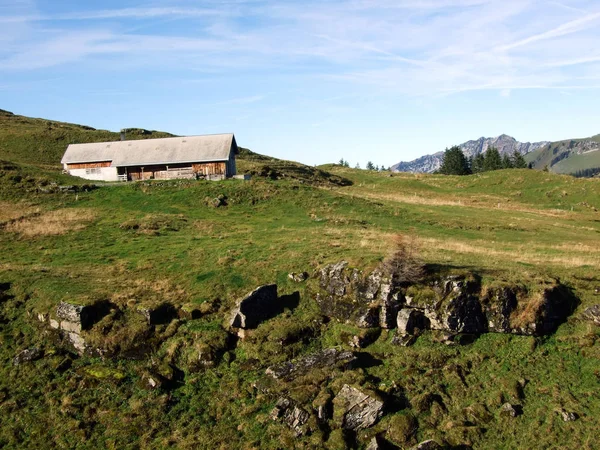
[1,112,600,449]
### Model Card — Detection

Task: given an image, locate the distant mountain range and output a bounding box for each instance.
[525,134,600,175]
[392,135,549,173]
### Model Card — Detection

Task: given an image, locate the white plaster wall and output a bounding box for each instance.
[68,167,118,182]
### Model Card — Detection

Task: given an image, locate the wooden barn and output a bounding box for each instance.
[61,133,238,182]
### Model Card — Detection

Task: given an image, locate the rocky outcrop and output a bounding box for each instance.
[392,134,549,173]
[230,284,279,330]
[316,262,401,329]
[317,263,576,339]
[270,397,311,436]
[333,384,385,430]
[401,276,576,337]
[266,348,356,381]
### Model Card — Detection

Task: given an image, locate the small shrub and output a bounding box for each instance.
[381,235,425,285]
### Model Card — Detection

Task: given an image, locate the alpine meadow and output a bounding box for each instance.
[1,108,600,449]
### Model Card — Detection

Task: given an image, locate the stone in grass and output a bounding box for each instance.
[230,285,279,330]
[13,347,42,366]
[56,301,94,332]
[557,408,578,422]
[288,272,309,283]
[333,384,384,430]
[270,397,311,436]
[349,328,380,349]
[582,305,600,326]
[391,333,417,347]
[265,348,356,381]
[499,402,521,418]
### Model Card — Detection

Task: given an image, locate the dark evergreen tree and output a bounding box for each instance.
[502,154,513,169]
[366,161,375,170]
[511,150,527,169]
[471,153,485,173]
[439,146,471,175]
[483,146,502,171]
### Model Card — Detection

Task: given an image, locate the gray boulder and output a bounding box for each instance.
[56,301,94,332]
[397,309,430,335]
[270,397,311,436]
[333,384,384,430]
[230,284,279,330]
[499,403,520,418]
[266,348,356,381]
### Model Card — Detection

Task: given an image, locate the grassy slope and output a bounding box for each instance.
[0,108,174,167]
[1,112,600,449]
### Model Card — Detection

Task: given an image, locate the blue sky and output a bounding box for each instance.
[1,0,600,167]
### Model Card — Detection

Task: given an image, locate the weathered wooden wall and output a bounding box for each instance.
[192,162,227,176]
[67,161,111,169]
[122,159,233,180]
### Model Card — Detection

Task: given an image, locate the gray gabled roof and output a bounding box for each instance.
[61,133,237,167]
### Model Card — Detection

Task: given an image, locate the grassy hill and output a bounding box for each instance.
[525,133,600,175]
[1,111,600,449]
[0,108,175,168]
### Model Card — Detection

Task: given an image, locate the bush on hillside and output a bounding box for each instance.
[382,235,425,285]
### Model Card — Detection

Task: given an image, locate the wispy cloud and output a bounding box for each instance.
[498,10,600,51]
[2,0,600,97]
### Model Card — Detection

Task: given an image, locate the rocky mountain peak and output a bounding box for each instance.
[392,135,549,173]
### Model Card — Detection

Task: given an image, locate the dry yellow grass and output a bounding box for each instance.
[0,201,40,223]
[3,208,95,236]
[510,291,545,329]
[417,237,600,268]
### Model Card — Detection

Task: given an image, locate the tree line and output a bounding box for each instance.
[337,158,391,171]
[571,167,600,178]
[438,146,529,175]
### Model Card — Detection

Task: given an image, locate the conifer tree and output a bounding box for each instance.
[502,154,513,169]
[483,147,502,171]
[439,146,471,175]
[511,150,527,168]
[472,153,485,173]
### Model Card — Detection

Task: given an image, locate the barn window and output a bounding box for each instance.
[85,168,102,175]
